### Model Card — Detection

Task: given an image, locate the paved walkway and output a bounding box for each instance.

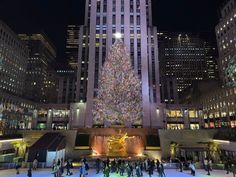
[0,168,233,177]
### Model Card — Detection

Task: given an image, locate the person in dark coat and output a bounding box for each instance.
[156,159,160,171]
[120,161,125,176]
[66,160,71,176]
[206,160,211,175]
[179,160,183,172]
[96,158,101,174]
[224,160,230,174]
[103,165,110,177]
[15,163,20,174]
[126,164,132,177]
[136,164,142,177]
[57,159,61,167]
[27,167,32,177]
[148,164,153,177]
[160,163,166,177]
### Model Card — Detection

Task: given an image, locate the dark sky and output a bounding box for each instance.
[0,0,225,63]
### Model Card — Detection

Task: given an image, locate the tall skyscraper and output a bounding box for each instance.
[158,32,218,95]
[0,20,28,96]
[204,41,219,80]
[66,25,80,69]
[75,0,161,128]
[215,0,236,85]
[18,33,58,103]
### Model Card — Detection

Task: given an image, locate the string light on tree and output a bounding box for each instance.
[93,40,142,125]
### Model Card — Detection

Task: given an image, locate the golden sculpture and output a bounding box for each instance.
[107,130,129,156]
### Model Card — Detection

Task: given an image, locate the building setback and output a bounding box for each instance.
[73,0,162,128]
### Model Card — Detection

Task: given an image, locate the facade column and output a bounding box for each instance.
[46,109,53,130]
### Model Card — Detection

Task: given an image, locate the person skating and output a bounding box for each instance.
[156,159,160,171]
[96,158,101,174]
[157,165,163,177]
[204,158,208,171]
[15,162,20,175]
[136,163,142,177]
[224,160,231,174]
[120,161,125,176]
[160,163,166,177]
[148,163,153,177]
[179,160,183,172]
[79,161,86,177]
[66,160,72,176]
[52,162,58,177]
[27,167,32,177]
[206,159,211,175]
[126,163,132,177]
[103,164,110,177]
[189,161,196,176]
[33,158,38,170]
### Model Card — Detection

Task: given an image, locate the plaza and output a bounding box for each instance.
[0,169,232,177]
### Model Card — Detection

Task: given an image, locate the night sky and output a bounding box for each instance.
[0,0,225,63]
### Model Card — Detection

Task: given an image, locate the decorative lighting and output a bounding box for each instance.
[137,153,144,157]
[114,32,122,39]
[0,138,23,143]
[213,139,230,144]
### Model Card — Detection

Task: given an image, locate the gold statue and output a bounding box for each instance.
[107,130,129,156]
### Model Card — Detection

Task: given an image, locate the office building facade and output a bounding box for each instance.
[74,0,162,128]
[57,69,76,104]
[0,20,28,96]
[66,25,80,69]
[18,33,58,103]
[158,32,218,95]
[215,0,236,85]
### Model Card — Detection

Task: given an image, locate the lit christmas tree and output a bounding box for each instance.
[93,39,142,125]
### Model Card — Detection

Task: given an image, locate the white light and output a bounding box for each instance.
[213,139,230,144]
[114,32,122,39]
[0,138,23,143]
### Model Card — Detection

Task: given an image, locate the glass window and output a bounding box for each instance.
[167,110,183,118]
[190,124,199,130]
[189,110,198,118]
[167,124,184,130]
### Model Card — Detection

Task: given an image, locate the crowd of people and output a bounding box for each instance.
[13,156,236,177]
[51,158,73,177]
[79,158,166,177]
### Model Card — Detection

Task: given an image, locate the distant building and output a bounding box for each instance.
[204,41,219,80]
[179,79,236,129]
[158,32,219,105]
[215,0,236,85]
[0,20,28,96]
[18,33,58,103]
[65,25,80,69]
[57,68,76,104]
[199,85,236,129]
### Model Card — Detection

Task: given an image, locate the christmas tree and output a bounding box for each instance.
[93,40,142,125]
